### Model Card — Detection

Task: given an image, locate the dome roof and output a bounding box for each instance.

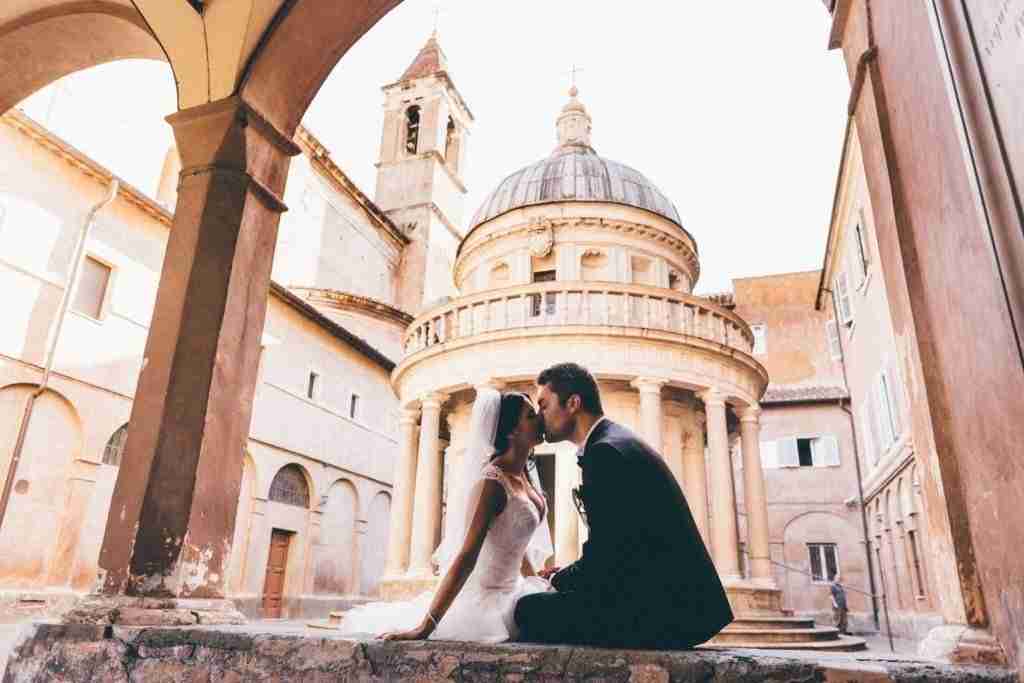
[469,147,683,229]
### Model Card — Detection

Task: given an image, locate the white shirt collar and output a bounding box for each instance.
[579,415,608,450]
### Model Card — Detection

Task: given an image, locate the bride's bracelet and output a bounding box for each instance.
[426,612,440,628]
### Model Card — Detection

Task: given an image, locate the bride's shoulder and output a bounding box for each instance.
[481,462,506,482]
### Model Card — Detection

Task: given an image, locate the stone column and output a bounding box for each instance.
[630,377,666,452]
[70,97,298,625]
[700,388,740,582]
[739,406,773,585]
[407,392,447,578]
[555,442,580,566]
[682,409,710,545]
[382,407,420,579]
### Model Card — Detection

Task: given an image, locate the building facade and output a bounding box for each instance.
[816,121,941,639]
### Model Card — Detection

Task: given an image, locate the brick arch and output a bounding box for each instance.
[0,3,165,115]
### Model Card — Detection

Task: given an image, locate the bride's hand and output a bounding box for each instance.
[379,622,432,641]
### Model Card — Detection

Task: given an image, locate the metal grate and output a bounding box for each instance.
[269,464,310,508]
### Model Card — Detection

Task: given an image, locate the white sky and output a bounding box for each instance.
[19,1,849,294]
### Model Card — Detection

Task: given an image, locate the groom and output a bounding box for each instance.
[514,362,733,649]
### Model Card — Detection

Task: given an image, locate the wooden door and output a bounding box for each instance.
[262,529,292,618]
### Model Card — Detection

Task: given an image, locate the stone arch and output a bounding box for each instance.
[360,490,391,597]
[0,383,83,587]
[315,478,359,595]
[268,463,312,509]
[0,3,166,115]
[102,423,129,467]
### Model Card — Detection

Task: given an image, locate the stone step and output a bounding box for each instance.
[703,635,869,652]
[725,616,818,630]
[711,626,842,644]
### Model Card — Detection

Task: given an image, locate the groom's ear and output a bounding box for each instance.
[567,394,581,414]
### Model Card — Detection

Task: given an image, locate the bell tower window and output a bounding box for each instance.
[405,106,421,155]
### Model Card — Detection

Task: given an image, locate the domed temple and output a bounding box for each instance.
[375,86,863,650]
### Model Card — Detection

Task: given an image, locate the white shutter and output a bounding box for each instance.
[826,320,842,360]
[777,437,800,467]
[886,361,904,438]
[852,221,869,286]
[859,401,876,467]
[874,374,895,450]
[835,272,853,324]
[813,435,840,467]
[760,440,778,469]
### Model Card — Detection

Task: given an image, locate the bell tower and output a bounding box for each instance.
[375,32,473,314]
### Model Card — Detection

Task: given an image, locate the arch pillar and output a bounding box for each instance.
[699,388,740,582]
[738,405,773,586]
[630,377,666,452]
[407,392,448,578]
[65,96,299,625]
[382,407,420,580]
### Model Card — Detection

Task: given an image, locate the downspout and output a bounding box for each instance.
[0,179,119,532]
[824,285,881,632]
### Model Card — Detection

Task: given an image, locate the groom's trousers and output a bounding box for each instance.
[513,590,717,649]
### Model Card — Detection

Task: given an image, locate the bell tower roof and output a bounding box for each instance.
[555,85,594,153]
[400,32,449,81]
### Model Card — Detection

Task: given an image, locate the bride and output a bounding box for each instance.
[338,388,554,642]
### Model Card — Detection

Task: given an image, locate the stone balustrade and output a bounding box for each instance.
[403,282,754,358]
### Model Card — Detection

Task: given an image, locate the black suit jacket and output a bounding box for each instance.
[552,419,733,638]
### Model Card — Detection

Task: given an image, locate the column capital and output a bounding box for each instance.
[697,387,727,407]
[474,378,507,393]
[738,404,762,423]
[630,376,667,394]
[419,392,448,410]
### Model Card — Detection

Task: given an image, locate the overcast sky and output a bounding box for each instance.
[20,1,849,294]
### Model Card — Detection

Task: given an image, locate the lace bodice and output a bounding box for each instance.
[474,464,547,590]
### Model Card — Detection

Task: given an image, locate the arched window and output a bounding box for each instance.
[269,464,310,508]
[444,117,459,172]
[405,106,421,155]
[102,424,128,466]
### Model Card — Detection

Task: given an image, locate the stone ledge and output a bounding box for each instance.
[2,623,1017,682]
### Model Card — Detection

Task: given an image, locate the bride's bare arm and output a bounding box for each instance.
[520,556,537,578]
[380,480,505,640]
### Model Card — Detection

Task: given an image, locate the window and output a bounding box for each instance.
[825,320,842,361]
[833,272,853,325]
[306,371,320,401]
[405,106,421,155]
[72,256,112,319]
[751,324,767,355]
[269,464,310,508]
[860,399,880,467]
[530,269,556,317]
[908,529,926,597]
[873,364,903,452]
[349,393,360,420]
[445,117,456,160]
[851,217,870,287]
[102,424,129,466]
[808,543,839,583]
[775,436,840,467]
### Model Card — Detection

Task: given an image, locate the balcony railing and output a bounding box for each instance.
[403,282,755,357]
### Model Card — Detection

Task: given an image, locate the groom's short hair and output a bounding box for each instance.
[537,363,604,416]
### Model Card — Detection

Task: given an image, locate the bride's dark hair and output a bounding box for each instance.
[492,392,529,455]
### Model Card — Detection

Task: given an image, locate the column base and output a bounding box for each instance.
[919,625,1008,666]
[723,579,783,616]
[377,576,440,601]
[62,595,246,626]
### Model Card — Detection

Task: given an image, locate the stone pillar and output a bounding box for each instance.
[69,97,298,625]
[700,388,740,582]
[682,409,709,545]
[630,377,666,452]
[739,406,773,585]
[407,392,447,578]
[382,407,420,579]
[555,442,580,566]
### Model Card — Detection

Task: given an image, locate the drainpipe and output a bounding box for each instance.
[0,179,119,532]
[824,286,881,632]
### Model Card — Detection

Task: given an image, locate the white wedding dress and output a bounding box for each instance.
[339,463,552,642]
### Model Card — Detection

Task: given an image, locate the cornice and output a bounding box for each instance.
[289,287,413,328]
[2,109,172,227]
[294,126,409,248]
[454,215,700,284]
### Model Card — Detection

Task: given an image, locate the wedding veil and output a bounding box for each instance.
[432,387,554,574]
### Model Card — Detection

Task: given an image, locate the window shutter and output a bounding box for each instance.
[835,272,853,324]
[760,440,778,469]
[826,320,842,360]
[885,361,904,438]
[777,437,800,467]
[812,435,840,467]
[859,401,876,467]
[874,374,895,450]
[853,221,869,285]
